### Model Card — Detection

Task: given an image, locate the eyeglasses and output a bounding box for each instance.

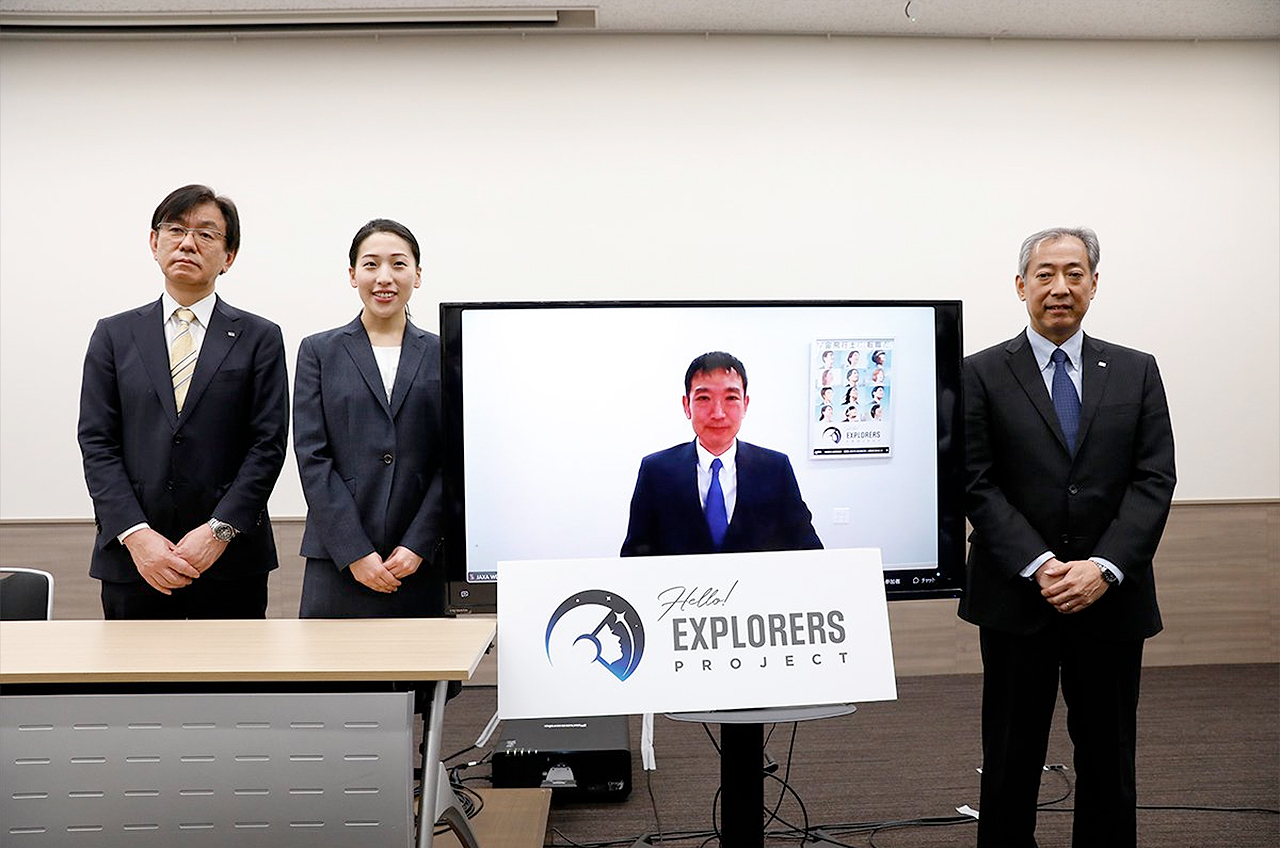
[155,222,225,248]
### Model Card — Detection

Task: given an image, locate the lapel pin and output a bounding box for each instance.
[1098,361,1107,368]
[227,331,237,337]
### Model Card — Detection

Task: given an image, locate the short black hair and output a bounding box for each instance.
[349,218,421,267]
[151,184,240,254]
[684,351,747,396]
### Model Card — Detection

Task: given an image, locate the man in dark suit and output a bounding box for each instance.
[959,227,1176,847]
[621,351,822,557]
[78,184,289,619]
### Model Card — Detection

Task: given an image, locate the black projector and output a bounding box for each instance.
[491,714,632,802]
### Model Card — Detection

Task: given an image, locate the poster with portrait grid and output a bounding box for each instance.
[810,338,894,457]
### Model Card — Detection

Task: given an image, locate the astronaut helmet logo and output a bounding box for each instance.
[544,590,646,681]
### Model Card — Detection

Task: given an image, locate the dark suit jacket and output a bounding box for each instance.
[620,440,822,557]
[78,296,290,583]
[958,331,1176,640]
[292,317,445,617]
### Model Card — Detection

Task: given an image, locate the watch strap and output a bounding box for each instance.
[208,517,239,542]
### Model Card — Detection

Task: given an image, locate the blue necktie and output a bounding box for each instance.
[1051,348,1081,453]
[705,457,728,550]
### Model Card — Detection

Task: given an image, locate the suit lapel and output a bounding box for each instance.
[131,298,179,427]
[342,318,393,418]
[178,298,240,427]
[1003,334,1072,455]
[1076,334,1109,449]
[389,323,426,418]
[729,442,756,523]
[722,441,756,546]
[677,441,712,545]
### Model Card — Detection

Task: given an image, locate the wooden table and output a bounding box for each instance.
[0,618,496,848]
[432,789,552,848]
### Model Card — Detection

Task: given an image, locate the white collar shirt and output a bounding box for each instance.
[162,291,216,355]
[694,439,738,522]
[1026,325,1084,400]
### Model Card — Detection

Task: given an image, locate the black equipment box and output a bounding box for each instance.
[491,714,632,802]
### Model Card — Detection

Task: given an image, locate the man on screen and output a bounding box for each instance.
[960,227,1176,847]
[620,351,822,557]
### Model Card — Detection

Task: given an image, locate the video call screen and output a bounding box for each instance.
[440,301,964,606]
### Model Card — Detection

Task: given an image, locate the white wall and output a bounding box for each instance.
[1,34,1276,519]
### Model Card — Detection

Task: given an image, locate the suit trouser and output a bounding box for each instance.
[977,623,1144,848]
[100,573,269,620]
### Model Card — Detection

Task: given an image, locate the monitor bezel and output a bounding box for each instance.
[439,299,965,610]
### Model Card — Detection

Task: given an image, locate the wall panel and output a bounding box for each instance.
[1,35,1278,521]
[4,502,1274,675]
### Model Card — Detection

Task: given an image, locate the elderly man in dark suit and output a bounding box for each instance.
[78,184,289,619]
[621,351,822,557]
[960,227,1176,847]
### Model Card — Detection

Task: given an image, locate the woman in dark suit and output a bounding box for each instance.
[293,219,446,618]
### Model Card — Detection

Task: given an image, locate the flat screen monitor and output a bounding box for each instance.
[439,300,964,609]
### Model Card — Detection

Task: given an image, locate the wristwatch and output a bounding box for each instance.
[208,517,239,543]
[1095,560,1118,585]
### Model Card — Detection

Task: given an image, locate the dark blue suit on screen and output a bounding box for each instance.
[620,440,822,557]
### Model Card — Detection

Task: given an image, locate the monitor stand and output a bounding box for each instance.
[666,703,857,847]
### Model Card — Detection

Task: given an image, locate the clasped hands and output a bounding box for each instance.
[123,524,228,595]
[1035,557,1109,615]
[348,546,423,594]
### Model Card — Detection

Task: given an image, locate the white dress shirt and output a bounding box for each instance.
[162,290,215,355]
[694,439,738,523]
[372,345,400,402]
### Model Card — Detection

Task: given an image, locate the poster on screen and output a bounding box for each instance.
[497,548,897,719]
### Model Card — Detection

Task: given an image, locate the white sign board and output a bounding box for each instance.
[497,548,896,719]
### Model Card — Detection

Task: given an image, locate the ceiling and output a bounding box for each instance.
[1,0,1278,40]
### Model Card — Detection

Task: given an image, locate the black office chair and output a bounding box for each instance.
[0,567,54,620]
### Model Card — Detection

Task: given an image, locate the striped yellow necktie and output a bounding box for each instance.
[170,307,197,413]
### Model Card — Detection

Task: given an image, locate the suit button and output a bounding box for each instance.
[1068,484,1079,495]
[173,435,184,445]
[382,453,394,465]
[165,480,175,492]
